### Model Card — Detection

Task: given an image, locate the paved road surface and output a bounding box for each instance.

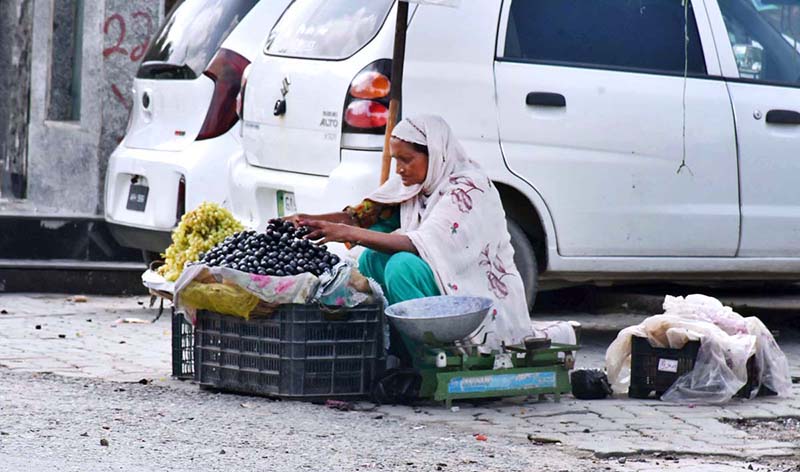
[0,294,797,471]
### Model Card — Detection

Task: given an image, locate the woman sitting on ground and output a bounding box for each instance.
[288,115,532,351]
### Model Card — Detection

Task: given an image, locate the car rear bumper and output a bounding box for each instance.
[228,148,384,230]
[104,130,241,241]
[108,222,173,254]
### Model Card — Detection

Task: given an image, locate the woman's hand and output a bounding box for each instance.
[304,219,418,255]
[302,219,355,245]
[278,211,357,228]
[281,213,309,227]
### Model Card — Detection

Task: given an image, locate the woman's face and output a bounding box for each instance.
[391,138,428,186]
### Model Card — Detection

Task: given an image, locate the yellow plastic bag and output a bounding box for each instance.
[180,281,260,319]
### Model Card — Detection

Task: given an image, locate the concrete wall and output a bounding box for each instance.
[0,0,34,199]
[19,0,162,216]
[99,0,163,213]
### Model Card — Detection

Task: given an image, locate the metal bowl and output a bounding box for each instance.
[384,295,494,344]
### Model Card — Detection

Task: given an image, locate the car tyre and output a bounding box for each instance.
[507,218,538,310]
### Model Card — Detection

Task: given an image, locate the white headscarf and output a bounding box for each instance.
[367,115,533,350]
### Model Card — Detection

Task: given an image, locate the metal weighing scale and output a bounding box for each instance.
[385,296,578,407]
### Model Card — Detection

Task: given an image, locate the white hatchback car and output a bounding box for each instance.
[104,0,289,261]
[230,0,800,305]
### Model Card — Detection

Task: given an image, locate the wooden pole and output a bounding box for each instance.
[380,1,409,184]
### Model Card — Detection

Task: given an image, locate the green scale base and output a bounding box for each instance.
[413,342,577,407]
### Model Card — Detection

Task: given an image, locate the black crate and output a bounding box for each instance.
[171,308,195,380]
[629,336,700,399]
[628,336,770,399]
[195,304,384,399]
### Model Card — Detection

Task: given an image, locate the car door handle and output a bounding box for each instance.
[766,109,800,125]
[526,92,566,108]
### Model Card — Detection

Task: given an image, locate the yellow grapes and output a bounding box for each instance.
[157,202,244,281]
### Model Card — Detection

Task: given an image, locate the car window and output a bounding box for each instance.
[717,0,800,86]
[503,0,707,75]
[265,0,394,60]
[137,0,258,80]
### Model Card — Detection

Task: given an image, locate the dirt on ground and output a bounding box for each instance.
[724,417,800,472]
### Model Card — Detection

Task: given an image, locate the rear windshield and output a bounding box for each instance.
[137,0,258,79]
[265,0,394,60]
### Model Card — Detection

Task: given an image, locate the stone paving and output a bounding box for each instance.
[0,293,798,467]
[377,390,800,460]
[0,294,171,382]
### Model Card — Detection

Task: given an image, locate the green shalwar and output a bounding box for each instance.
[349,204,440,364]
[355,207,441,306]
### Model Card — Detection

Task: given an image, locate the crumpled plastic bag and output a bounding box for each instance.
[660,328,756,403]
[662,294,749,335]
[531,320,577,345]
[571,369,613,400]
[142,269,175,295]
[316,262,383,308]
[606,294,791,403]
[744,315,792,398]
[179,281,260,319]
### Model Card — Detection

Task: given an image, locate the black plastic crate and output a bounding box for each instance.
[171,308,195,380]
[628,336,771,399]
[195,304,384,399]
[629,336,699,399]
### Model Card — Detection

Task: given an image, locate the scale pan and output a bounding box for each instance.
[384,295,493,344]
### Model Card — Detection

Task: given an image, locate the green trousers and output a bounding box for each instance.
[358,250,441,306]
[359,248,440,366]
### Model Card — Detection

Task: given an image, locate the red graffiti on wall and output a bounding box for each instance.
[103,11,154,112]
[102,14,128,58]
[129,12,153,61]
[103,11,153,61]
[111,84,131,110]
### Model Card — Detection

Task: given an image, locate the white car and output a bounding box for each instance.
[231,0,800,306]
[104,0,289,262]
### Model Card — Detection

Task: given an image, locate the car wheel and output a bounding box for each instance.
[507,218,538,310]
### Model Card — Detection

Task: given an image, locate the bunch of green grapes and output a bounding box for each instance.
[158,202,245,281]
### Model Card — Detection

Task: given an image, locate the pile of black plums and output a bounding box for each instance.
[198,219,340,277]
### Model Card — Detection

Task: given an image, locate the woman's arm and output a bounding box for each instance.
[302,219,418,255]
[283,211,355,226]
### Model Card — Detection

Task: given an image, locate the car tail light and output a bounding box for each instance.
[342,59,391,134]
[345,100,389,129]
[236,64,252,120]
[349,71,391,99]
[176,176,186,224]
[197,49,250,141]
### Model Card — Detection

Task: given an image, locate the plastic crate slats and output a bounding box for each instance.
[629,335,766,399]
[172,312,196,380]
[241,338,259,353]
[259,340,280,356]
[195,304,383,399]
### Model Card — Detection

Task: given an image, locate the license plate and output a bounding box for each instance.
[126,184,149,212]
[276,190,296,217]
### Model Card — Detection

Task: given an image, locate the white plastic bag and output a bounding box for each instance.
[660,331,755,403]
[744,316,792,397]
[531,320,577,345]
[606,294,791,403]
[141,269,175,295]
